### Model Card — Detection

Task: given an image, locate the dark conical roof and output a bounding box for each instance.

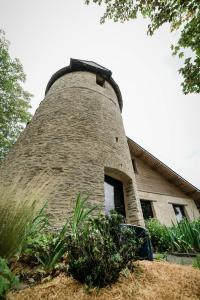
[45,58,123,111]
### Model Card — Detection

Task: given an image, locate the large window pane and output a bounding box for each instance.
[104,181,115,215]
[104,175,125,216]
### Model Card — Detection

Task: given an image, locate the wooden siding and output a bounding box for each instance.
[135,158,188,198]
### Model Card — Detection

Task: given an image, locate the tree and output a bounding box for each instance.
[0,30,32,161]
[85,1,200,94]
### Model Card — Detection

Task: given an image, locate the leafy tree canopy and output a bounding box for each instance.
[0,30,32,161]
[85,0,200,94]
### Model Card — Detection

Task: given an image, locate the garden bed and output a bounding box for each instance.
[8,260,200,300]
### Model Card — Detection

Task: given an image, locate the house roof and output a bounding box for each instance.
[45,58,123,111]
[127,137,200,209]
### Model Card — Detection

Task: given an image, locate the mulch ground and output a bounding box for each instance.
[7,260,200,300]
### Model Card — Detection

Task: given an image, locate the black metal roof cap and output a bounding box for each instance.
[45,58,123,111]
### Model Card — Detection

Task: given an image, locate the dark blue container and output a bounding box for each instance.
[120,224,153,261]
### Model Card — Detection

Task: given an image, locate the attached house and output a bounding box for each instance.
[128,138,200,226]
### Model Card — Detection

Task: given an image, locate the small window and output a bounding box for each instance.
[140,200,154,220]
[173,204,186,222]
[132,159,138,174]
[96,74,105,87]
[104,175,125,217]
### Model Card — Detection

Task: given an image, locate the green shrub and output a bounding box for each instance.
[146,218,171,252]
[66,211,139,288]
[0,257,19,298]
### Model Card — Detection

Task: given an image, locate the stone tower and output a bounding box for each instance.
[0,59,144,226]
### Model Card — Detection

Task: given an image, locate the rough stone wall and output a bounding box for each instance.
[0,71,144,227]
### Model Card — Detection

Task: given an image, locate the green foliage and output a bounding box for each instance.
[22,231,53,266]
[67,211,139,288]
[193,254,200,269]
[146,218,171,252]
[0,29,32,161]
[169,218,200,253]
[0,257,19,298]
[19,204,55,270]
[33,225,68,271]
[0,196,34,259]
[85,1,200,94]
[154,252,167,261]
[21,194,98,271]
[146,218,200,254]
[0,177,52,259]
[69,193,99,237]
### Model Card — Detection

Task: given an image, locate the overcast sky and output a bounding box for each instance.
[1,0,200,188]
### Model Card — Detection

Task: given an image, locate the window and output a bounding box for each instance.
[104,175,125,216]
[96,74,105,87]
[132,159,138,174]
[140,200,154,220]
[173,204,186,222]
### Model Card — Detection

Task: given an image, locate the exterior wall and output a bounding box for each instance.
[135,158,200,226]
[138,191,199,226]
[0,71,144,227]
[135,159,186,197]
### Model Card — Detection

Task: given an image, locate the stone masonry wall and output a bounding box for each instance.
[0,71,144,226]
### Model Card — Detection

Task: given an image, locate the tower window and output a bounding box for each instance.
[104,175,125,217]
[140,200,154,220]
[96,74,105,87]
[132,159,138,174]
[173,204,186,222]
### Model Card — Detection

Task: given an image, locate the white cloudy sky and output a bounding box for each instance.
[1,0,200,188]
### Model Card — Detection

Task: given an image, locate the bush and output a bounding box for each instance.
[0,257,19,298]
[146,218,200,254]
[67,211,139,287]
[146,219,171,252]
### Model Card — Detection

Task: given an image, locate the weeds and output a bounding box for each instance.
[0,257,19,298]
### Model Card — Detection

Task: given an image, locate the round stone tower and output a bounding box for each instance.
[0,59,144,226]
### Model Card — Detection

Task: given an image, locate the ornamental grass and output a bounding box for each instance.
[0,174,53,259]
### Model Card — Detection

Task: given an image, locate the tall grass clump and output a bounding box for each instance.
[146,218,200,254]
[169,218,200,253]
[0,174,53,259]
